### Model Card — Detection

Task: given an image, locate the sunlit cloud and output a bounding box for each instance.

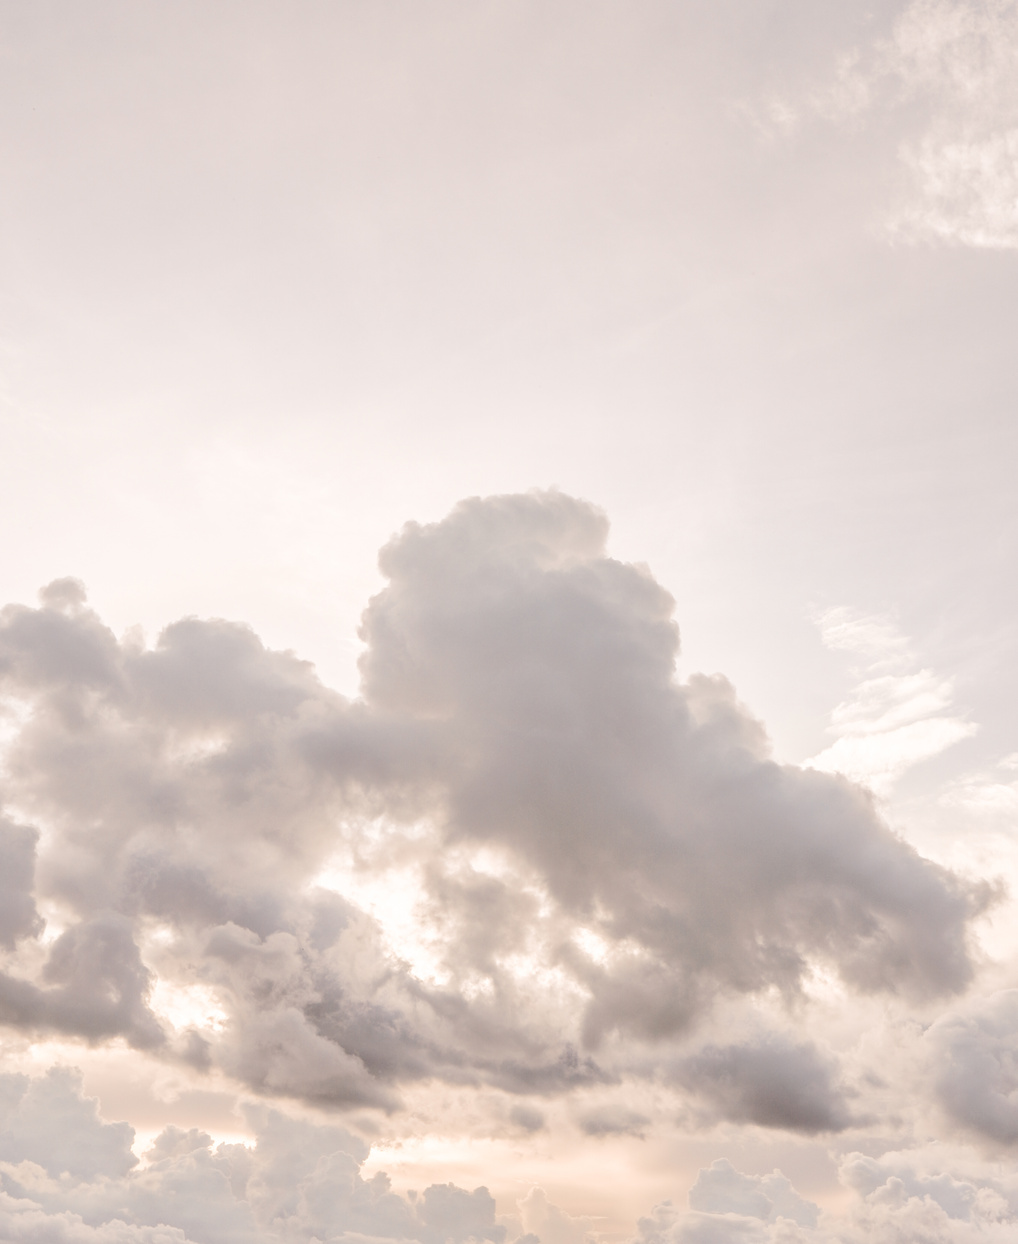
[807,607,976,794]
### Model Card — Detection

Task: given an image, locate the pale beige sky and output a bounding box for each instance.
[1,5,1017,1244]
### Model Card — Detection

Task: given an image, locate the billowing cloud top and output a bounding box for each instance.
[0,491,991,1119]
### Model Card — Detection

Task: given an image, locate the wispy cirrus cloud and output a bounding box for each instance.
[762,0,1018,250]
[807,606,976,795]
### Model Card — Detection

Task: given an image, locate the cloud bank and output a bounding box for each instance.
[0,491,993,1128]
[4,1067,1018,1244]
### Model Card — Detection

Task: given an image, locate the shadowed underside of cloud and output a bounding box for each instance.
[672,1035,855,1134]
[0,490,993,1116]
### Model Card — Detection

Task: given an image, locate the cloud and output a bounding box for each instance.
[840,1151,983,1220]
[0,1067,509,1244]
[672,1035,854,1135]
[631,1195,778,1244]
[765,0,1018,250]
[633,1154,1018,1243]
[0,491,993,1112]
[688,1161,819,1228]
[576,1103,649,1138]
[518,1187,593,1244]
[3,1070,1018,1244]
[0,1067,137,1179]
[927,989,1018,1145]
[807,607,976,795]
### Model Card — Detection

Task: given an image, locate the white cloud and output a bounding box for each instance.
[807,607,976,794]
[772,0,1018,249]
[0,1067,510,1244]
[887,0,1018,248]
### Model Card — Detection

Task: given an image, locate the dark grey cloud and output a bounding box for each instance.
[359,493,990,1025]
[0,913,165,1050]
[631,1153,1018,1244]
[839,1152,980,1221]
[672,1034,855,1134]
[2,1066,1017,1244]
[0,491,993,1113]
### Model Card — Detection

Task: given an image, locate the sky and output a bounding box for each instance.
[1,2,1018,1243]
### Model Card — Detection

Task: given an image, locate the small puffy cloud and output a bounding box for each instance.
[416,1184,505,1244]
[833,1145,1018,1242]
[507,1105,545,1133]
[886,0,1018,249]
[632,1154,1018,1243]
[518,1187,593,1244]
[840,1151,981,1220]
[145,1128,215,1163]
[0,913,166,1051]
[0,1067,136,1179]
[2,1069,1018,1244]
[689,1161,818,1230]
[0,1067,519,1244]
[689,1161,819,1228]
[673,1035,854,1135]
[631,1196,778,1244]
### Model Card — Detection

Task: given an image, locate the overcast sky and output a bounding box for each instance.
[1,3,1018,1244]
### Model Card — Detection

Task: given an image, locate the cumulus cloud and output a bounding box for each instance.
[0,491,993,1114]
[0,1067,508,1244]
[633,1153,1018,1244]
[2,1068,1018,1244]
[688,1161,818,1228]
[517,1187,592,1244]
[0,1067,137,1179]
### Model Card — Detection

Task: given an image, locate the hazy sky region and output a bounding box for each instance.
[1,3,1018,1243]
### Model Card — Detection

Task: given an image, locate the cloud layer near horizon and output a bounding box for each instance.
[0,490,994,1126]
[3,1066,1018,1244]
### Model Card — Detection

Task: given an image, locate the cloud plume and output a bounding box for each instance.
[0,491,993,1112]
